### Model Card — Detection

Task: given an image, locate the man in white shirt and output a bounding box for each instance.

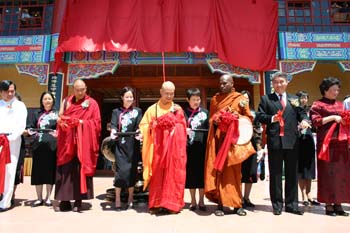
[343,95,350,110]
[0,80,27,211]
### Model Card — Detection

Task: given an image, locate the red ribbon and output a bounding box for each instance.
[339,111,350,144]
[275,110,285,136]
[318,123,337,162]
[0,135,11,195]
[214,116,239,172]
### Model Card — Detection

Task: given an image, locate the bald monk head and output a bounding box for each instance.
[160,81,175,105]
[219,74,234,94]
[73,79,87,100]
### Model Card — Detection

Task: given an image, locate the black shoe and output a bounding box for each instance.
[285,208,304,215]
[114,206,122,211]
[333,205,349,217]
[243,199,255,208]
[273,209,282,215]
[0,194,3,202]
[325,210,337,216]
[125,202,134,210]
[189,204,197,211]
[335,210,349,216]
[55,201,72,212]
[0,207,8,212]
[44,201,52,207]
[31,200,44,207]
[72,200,82,212]
[72,206,81,212]
[198,205,207,211]
[302,201,310,206]
[308,199,320,206]
[234,208,247,216]
[325,205,336,216]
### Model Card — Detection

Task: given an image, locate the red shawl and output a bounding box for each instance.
[0,135,11,195]
[57,95,101,194]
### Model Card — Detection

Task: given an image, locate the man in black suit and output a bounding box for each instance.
[256,72,310,216]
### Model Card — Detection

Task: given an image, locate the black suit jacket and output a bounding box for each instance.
[256,93,308,150]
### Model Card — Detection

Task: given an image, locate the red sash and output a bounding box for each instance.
[318,111,350,162]
[0,135,11,195]
[213,111,240,172]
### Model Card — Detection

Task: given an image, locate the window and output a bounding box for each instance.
[278,0,350,32]
[19,6,43,28]
[287,1,312,24]
[330,1,350,23]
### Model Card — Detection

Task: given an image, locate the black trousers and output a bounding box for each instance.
[268,148,299,211]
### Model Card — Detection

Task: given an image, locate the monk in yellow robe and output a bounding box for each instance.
[205,74,255,216]
[139,81,187,214]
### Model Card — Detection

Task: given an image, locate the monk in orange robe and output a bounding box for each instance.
[54,79,101,212]
[205,74,255,216]
[139,81,187,214]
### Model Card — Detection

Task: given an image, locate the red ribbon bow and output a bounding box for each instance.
[275,110,285,136]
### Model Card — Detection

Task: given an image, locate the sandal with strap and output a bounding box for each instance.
[214,209,225,216]
[234,208,247,216]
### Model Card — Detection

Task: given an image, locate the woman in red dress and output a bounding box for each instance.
[309,77,350,217]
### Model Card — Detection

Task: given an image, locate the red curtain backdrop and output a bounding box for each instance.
[55,0,277,71]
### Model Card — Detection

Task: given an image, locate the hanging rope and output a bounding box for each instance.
[162,51,166,82]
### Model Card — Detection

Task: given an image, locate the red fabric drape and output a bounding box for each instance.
[55,0,277,72]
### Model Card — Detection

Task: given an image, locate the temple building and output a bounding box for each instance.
[0,0,349,170]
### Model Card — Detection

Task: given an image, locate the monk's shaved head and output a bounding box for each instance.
[160,81,175,105]
[73,79,86,88]
[161,81,175,91]
[73,79,87,100]
[219,74,234,94]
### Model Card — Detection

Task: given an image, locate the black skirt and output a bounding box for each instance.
[185,141,205,189]
[298,133,316,179]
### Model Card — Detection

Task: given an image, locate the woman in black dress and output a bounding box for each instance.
[110,87,142,211]
[184,88,209,211]
[27,92,58,207]
[296,90,319,206]
[241,90,263,208]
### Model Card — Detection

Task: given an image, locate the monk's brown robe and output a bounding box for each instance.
[205,91,255,208]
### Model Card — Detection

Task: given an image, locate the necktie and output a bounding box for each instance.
[279,94,285,108]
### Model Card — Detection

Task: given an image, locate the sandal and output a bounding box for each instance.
[234,208,247,216]
[214,209,224,216]
[198,205,207,211]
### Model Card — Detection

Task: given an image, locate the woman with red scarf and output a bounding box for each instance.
[310,77,350,217]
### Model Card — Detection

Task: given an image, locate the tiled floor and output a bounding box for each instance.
[0,176,349,233]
